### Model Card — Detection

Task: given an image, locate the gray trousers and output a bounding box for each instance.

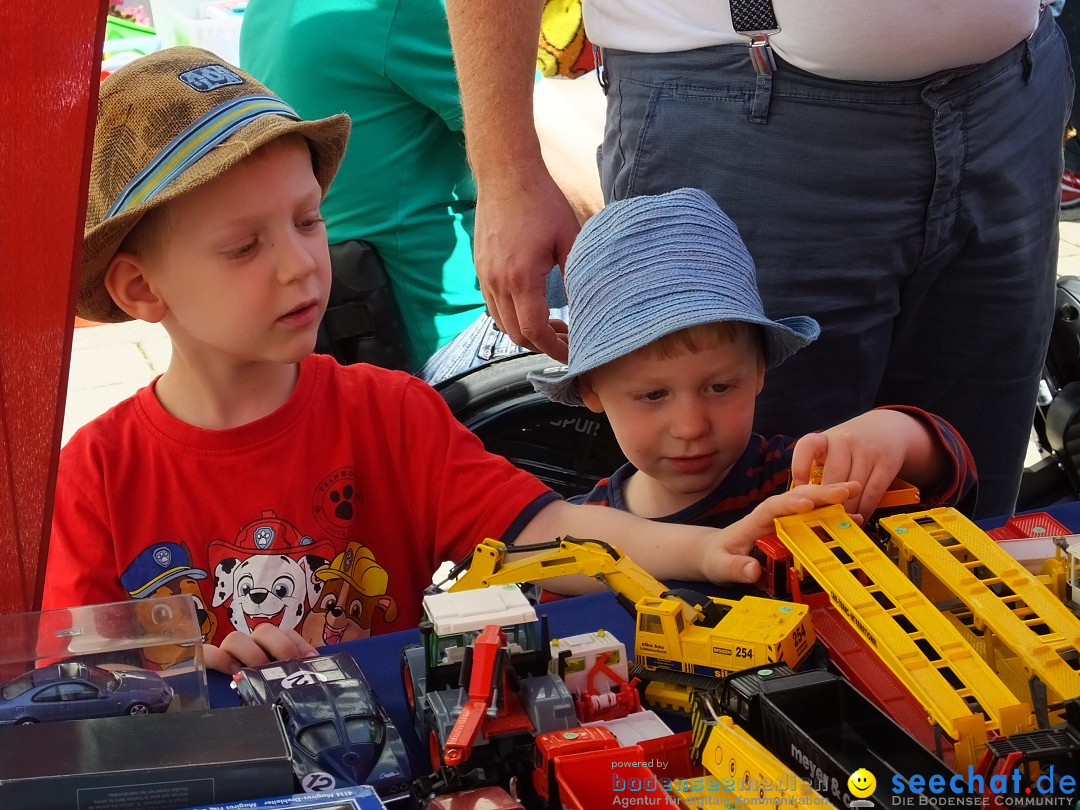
[600,11,1074,517]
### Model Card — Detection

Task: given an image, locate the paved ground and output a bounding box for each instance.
[63,215,1080,464]
[64,318,171,445]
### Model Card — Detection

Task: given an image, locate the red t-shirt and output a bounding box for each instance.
[44,354,556,647]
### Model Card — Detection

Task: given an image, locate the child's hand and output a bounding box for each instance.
[701,481,861,583]
[204,625,319,676]
[790,410,939,520]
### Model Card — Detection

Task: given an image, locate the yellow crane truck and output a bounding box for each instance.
[441,536,815,706]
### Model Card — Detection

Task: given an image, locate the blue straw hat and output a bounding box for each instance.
[530,189,820,406]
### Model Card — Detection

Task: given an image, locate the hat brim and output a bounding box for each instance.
[313,562,388,596]
[127,566,206,599]
[529,314,820,407]
[79,112,351,323]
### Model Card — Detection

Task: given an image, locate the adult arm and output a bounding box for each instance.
[534,74,606,225]
[446,0,579,360]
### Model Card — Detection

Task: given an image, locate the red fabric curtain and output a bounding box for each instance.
[0,3,107,613]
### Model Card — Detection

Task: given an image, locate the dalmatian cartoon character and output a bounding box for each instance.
[208,510,334,641]
[304,541,397,644]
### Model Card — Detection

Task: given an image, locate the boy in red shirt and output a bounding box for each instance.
[46,50,856,674]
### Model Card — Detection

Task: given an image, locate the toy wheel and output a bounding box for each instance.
[397,648,412,708]
[402,661,416,710]
[127,702,150,716]
[428,730,442,772]
[435,354,626,499]
[16,718,36,725]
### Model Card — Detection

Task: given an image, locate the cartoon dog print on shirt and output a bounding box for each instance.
[303,541,397,644]
[121,541,218,668]
[208,510,334,640]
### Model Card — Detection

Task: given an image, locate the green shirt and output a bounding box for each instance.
[241,0,484,368]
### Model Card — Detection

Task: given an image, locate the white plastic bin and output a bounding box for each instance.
[148,0,245,64]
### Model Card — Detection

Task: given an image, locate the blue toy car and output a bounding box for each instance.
[0,661,173,725]
[232,652,412,801]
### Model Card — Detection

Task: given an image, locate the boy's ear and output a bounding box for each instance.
[754,353,766,396]
[104,252,167,323]
[578,373,606,414]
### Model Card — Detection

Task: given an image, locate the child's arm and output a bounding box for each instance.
[204,626,318,677]
[199,483,855,673]
[789,407,971,520]
[515,481,860,590]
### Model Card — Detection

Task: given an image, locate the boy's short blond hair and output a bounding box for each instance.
[635,321,766,361]
[80,47,350,324]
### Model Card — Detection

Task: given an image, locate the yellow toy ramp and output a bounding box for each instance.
[882,507,1080,722]
[775,504,1033,771]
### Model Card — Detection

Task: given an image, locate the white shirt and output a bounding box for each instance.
[584,1,1041,81]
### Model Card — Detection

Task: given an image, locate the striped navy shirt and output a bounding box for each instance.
[571,406,978,525]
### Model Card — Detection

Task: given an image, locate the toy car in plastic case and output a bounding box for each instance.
[232,652,412,801]
[0,661,173,725]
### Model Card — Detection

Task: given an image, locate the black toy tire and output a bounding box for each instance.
[435,354,626,499]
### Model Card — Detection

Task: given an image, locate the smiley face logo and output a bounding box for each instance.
[848,768,876,799]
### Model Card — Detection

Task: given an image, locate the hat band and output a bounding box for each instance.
[126,565,197,598]
[105,94,301,220]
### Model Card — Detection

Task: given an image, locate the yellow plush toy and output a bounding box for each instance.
[537,0,595,78]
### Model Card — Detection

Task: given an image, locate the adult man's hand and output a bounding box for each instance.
[475,168,578,361]
[447,0,573,359]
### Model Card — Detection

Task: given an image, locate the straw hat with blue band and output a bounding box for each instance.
[80,47,350,324]
[529,188,821,407]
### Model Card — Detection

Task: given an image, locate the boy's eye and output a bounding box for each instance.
[636,389,666,402]
[709,383,731,394]
[298,214,325,229]
[225,240,257,259]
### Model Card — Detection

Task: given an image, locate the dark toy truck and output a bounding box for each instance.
[722,666,953,809]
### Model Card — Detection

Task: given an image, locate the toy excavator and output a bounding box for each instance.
[439,536,815,706]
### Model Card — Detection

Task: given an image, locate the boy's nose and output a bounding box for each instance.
[670,397,711,440]
[277,232,319,283]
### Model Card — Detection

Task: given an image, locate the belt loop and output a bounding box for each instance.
[750,72,773,124]
[1022,5,1047,83]
[593,45,610,95]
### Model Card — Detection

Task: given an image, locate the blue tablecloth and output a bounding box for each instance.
[208,500,1080,769]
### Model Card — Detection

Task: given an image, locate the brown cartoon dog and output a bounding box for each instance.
[305,542,397,644]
